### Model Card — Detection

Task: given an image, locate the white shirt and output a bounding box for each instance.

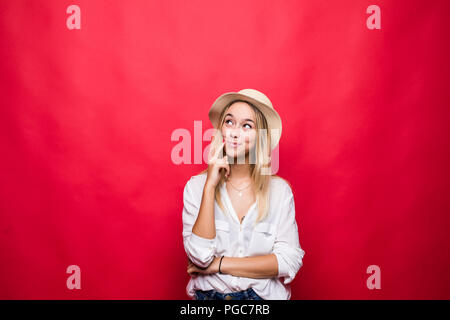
[182,172,305,300]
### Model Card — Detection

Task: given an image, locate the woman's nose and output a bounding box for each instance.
[226,127,238,137]
[231,129,241,138]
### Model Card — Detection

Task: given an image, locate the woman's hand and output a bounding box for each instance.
[205,136,230,189]
[187,257,221,277]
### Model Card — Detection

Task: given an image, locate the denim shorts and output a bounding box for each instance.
[194,288,264,300]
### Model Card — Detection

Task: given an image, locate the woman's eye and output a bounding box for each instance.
[224,119,251,129]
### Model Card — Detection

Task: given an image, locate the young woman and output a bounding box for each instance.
[182,89,305,300]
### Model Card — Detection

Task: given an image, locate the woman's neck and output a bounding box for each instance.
[229,163,252,180]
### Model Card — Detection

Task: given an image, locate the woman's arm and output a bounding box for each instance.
[191,183,216,239]
[220,254,278,279]
[192,141,229,240]
[183,180,217,268]
[187,254,278,279]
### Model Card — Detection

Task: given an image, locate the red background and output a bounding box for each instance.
[1,0,449,299]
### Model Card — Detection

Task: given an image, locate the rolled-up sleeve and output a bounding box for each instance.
[273,187,305,284]
[182,178,217,269]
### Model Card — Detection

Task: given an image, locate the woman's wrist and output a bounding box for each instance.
[204,182,216,194]
[218,256,225,274]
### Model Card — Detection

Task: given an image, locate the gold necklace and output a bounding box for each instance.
[227,179,252,197]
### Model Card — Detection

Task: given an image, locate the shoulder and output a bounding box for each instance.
[190,170,208,184]
[270,174,295,204]
[270,174,293,193]
[184,170,208,194]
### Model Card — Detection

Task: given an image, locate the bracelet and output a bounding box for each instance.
[218,255,225,274]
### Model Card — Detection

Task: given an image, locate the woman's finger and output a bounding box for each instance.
[212,141,226,160]
[208,144,215,161]
[224,158,230,176]
[208,141,223,164]
[188,264,197,271]
[217,158,230,176]
[220,165,230,177]
[187,265,200,277]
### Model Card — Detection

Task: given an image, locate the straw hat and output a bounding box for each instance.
[208,89,282,151]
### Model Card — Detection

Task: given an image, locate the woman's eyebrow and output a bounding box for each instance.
[225,113,255,123]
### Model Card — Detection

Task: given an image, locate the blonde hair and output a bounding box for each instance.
[198,99,280,224]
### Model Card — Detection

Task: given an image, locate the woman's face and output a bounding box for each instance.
[221,101,257,161]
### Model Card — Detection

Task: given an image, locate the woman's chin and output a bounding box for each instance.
[225,150,248,162]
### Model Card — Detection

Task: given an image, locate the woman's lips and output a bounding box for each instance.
[227,141,241,148]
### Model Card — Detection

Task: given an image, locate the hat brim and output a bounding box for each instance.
[208,92,282,151]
